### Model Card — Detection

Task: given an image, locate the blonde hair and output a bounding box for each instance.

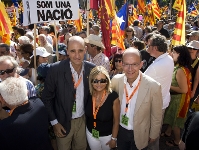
[89,66,112,95]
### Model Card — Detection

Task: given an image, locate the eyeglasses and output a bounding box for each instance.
[126,30,132,32]
[92,78,107,84]
[0,67,15,75]
[122,63,140,69]
[115,59,122,63]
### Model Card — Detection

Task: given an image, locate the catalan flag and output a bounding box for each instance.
[173,0,183,11]
[172,0,186,46]
[74,10,82,32]
[128,5,138,26]
[111,12,125,50]
[188,3,198,17]
[105,0,115,18]
[137,0,145,14]
[0,2,12,45]
[151,0,161,19]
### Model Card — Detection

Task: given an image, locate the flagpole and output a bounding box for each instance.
[54,21,59,61]
[170,0,172,19]
[33,24,37,85]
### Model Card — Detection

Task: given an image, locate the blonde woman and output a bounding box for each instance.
[85,66,120,150]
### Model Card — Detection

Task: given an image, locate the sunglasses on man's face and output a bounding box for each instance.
[0,67,15,75]
[92,78,107,84]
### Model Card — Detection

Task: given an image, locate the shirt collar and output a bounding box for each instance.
[154,53,168,62]
[92,52,102,60]
[69,61,84,75]
[124,71,141,87]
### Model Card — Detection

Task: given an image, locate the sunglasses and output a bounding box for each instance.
[115,59,122,63]
[0,67,15,75]
[126,30,132,32]
[92,78,107,84]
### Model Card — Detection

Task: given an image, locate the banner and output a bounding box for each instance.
[23,0,79,25]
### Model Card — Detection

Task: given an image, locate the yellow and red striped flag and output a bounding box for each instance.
[111,12,125,50]
[137,0,145,14]
[151,0,161,19]
[173,0,183,11]
[105,0,115,18]
[128,6,138,26]
[74,10,83,32]
[172,0,186,46]
[0,2,12,45]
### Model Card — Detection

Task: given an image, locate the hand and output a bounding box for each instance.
[106,139,116,148]
[53,123,66,138]
[148,138,156,143]
[179,140,185,150]
[191,91,195,98]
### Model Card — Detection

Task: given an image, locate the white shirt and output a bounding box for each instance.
[70,62,85,119]
[144,53,174,109]
[90,52,110,72]
[133,26,143,40]
[46,35,53,45]
[120,72,141,130]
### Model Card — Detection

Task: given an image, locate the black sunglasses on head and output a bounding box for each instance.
[0,67,15,75]
[92,78,107,84]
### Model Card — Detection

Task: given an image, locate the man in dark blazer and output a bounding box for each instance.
[42,36,95,150]
[0,77,52,150]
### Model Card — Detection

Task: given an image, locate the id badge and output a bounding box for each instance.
[92,129,99,139]
[121,114,129,126]
[72,102,76,112]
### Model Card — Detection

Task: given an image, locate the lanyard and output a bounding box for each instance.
[124,76,141,114]
[92,90,106,128]
[9,101,29,116]
[72,74,82,100]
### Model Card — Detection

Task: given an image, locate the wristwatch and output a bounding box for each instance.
[111,137,117,141]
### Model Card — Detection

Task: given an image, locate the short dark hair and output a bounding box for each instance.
[145,33,153,42]
[133,41,145,50]
[150,34,168,53]
[133,20,140,26]
[20,44,33,56]
[0,43,10,51]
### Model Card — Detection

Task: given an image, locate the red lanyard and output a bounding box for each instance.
[92,90,106,128]
[124,76,141,114]
[72,74,82,89]
[9,101,29,116]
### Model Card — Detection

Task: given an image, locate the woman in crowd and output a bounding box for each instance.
[162,45,192,147]
[124,26,139,48]
[28,47,51,84]
[85,66,120,150]
[110,52,123,79]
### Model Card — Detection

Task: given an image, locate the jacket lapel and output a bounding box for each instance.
[63,60,74,92]
[134,73,149,115]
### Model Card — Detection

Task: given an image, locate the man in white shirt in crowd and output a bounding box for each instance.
[145,34,174,150]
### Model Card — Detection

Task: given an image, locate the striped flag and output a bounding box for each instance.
[111,12,125,50]
[137,0,145,14]
[105,0,115,18]
[172,0,186,46]
[128,6,138,26]
[74,10,82,32]
[0,2,12,45]
[188,3,198,17]
[173,0,183,11]
[151,0,161,19]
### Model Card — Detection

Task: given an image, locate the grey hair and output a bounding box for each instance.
[0,56,19,68]
[38,34,47,41]
[18,36,30,44]
[150,34,168,53]
[0,43,10,52]
[0,77,28,106]
[25,33,34,40]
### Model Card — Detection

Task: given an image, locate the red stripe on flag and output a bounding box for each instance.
[0,10,10,34]
[178,11,184,18]
[173,34,181,41]
[175,22,183,29]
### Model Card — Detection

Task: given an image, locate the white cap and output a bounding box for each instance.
[30,47,51,58]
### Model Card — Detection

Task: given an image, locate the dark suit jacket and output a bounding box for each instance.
[0,98,52,150]
[42,59,95,136]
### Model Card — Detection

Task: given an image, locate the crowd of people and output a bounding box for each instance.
[0,13,198,150]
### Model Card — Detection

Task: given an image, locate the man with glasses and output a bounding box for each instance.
[0,56,36,99]
[111,47,163,150]
[144,34,174,150]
